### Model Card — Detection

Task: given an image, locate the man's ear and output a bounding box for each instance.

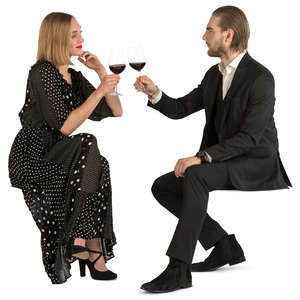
[226,28,235,44]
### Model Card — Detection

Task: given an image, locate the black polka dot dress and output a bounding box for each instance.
[8,60,117,284]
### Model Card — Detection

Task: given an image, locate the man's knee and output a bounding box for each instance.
[152,171,180,202]
[151,177,162,199]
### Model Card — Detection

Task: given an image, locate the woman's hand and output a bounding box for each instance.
[97,74,120,95]
[78,51,106,73]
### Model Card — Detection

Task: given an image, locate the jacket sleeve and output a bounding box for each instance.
[77,71,114,121]
[147,77,206,119]
[203,72,275,162]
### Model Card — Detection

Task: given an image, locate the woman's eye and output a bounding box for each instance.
[72,30,82,39]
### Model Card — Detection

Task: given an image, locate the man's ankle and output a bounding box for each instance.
[169,256,187,265]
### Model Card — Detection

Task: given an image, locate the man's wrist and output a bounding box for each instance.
[195,151,208,163]
[148,85,160,99]
[204,151,212,163]
[148,88,162,105]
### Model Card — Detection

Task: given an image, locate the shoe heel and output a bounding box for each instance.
[79,259,86,277]
[229,256,246,266]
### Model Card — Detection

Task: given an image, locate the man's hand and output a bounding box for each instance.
[174,156,202,178]
[134,75,159,97]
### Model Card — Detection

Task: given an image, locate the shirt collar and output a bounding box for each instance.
[218,50,247,76]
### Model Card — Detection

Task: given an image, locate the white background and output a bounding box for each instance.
[1,0,299,299]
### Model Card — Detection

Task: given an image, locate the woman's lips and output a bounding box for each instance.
[76,45,82,49]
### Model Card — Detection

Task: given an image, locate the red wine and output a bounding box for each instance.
[109,64,126,74]
[129,62,146,71]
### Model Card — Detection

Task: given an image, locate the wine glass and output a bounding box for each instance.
[128,45,146,92]
[108,48,126,96]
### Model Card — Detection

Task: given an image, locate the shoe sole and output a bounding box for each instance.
[141,282,192,293]
[191,256,246,272]
[229,256,246,266]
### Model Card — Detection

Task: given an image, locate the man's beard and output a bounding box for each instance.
[207,43,226,57]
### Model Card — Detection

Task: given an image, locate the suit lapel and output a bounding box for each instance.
[219,52,251,127]
[206,71,222,125]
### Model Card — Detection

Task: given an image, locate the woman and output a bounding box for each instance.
[8,12,122,284]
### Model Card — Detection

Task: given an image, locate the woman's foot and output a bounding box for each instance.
[72,238,89,259]
[86,238,108,272]
[89,251,108,271]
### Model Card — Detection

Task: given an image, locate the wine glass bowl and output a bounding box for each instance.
[108,48,126,96]
[128,45,146,92]
[109,64,126,74]
[129,62,146,72]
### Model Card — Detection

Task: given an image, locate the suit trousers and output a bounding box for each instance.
[151,161,235,264]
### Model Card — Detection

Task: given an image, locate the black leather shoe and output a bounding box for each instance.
[141,257,192,293]
[191,234,246,272]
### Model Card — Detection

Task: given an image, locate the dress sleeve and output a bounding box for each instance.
[18,73,44,128]
[77,71,114,121]
[29,64,71,131]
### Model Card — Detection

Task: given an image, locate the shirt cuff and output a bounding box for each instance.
[148,89,162,104]
[204,151,212,163]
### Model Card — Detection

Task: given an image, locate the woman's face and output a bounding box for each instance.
[69,18,84,57]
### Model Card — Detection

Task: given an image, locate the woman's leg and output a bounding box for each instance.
[86,238,108,271]
[74,238,86,247]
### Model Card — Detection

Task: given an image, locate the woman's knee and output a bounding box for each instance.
[100,155,110,170]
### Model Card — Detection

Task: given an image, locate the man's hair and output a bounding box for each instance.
[37,12,75,66]
[212,6,250,52]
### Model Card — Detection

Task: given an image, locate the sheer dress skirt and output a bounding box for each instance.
[9,126,116,284]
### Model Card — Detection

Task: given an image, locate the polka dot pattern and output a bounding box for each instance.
[8,60,116,284]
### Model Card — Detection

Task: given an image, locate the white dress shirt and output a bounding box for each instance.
[148,50,247,163]
[218,50,246,100]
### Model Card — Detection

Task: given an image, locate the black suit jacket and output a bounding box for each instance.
[148,52,292,191]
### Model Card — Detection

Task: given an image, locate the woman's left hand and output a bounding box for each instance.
[78,51,106,73]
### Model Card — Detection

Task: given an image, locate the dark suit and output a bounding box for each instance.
[148,52,292,264]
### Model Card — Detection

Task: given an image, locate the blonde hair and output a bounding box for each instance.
[36,12,75,66]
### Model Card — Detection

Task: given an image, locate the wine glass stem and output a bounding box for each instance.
[139,70,146,92]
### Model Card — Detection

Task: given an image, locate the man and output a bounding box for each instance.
[134,5,292,293]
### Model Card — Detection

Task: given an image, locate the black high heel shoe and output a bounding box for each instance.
[78,249,117,280]
[71,245,89,260]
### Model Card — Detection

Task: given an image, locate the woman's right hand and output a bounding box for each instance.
[97,74,120,95]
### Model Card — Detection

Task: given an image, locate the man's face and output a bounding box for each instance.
[202,16,227,57]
